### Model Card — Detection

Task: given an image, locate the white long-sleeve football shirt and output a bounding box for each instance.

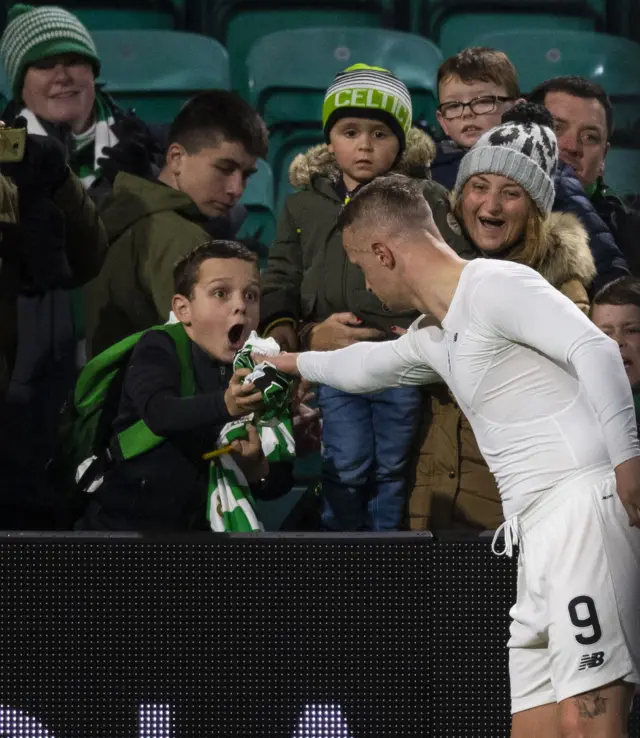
[298,259,640,518]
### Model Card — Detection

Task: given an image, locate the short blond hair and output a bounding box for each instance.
[337,174,435,236]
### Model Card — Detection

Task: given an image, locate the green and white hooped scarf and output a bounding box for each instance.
[207,332,296,532]
[19,91,117,188]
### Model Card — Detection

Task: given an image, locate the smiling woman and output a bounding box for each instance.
[448,102,599,296]
[458,173,534,255]
[0,3,160,191]
[22,52,97,134]
[451,103,558,264]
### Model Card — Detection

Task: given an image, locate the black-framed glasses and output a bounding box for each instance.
[437,95,513,120]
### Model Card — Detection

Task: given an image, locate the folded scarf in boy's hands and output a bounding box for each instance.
[207,331,296,532]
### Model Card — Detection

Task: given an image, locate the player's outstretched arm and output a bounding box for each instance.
[266,332,442,395]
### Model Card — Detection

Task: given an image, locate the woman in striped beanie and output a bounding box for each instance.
[0,3,158,189]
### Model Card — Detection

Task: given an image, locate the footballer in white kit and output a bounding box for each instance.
[266,173,640,736]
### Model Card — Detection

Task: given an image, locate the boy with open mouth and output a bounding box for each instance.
[77,240,274,531]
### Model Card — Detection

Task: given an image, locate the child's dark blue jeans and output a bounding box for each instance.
[316,385,421,531]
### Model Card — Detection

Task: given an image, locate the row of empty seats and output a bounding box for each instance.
[11,0,626,98]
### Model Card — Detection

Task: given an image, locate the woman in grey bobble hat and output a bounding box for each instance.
[450,101,596,306]
[408,102,599,534]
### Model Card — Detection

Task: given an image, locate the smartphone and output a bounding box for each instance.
[0,124,26,163]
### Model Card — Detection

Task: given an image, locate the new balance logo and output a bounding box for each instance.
[578,652,605,670]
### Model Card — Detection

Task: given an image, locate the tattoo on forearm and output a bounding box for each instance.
[574,691,608,719]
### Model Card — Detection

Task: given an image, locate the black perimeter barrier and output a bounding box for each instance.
[0,532,638,738]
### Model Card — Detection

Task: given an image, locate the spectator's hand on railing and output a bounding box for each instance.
[308,312,385,351]
[615,456,640,527]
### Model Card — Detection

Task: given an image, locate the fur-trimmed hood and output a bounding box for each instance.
[288,128,437,190]
[534,211,596,290]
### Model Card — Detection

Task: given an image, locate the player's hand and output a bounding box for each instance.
[251,352,301,377]
[614,456,640,527]
[265,322,298,352]
[224,368,265,417]
[231,423,268,482]
[309,312,386,351]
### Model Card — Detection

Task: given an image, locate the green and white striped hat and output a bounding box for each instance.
[0,4,100,100]
[322,63,413,152]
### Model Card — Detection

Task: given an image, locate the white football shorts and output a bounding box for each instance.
[504,463,640,714]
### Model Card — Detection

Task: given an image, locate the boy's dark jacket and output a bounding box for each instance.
[83,330,232,530]
[431,139,630,291]
[260,129,476,335]
[81,329,292,531]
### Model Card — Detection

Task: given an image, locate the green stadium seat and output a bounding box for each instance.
[205,0,394,99]
[407,0,606,34]
[420,1,600,60]
[27,1,183,30]
[470,30,640,129]
[238,159,277,256]
[247,27,443,128]
[74,9,175,30]
[604,148,640,196]
[0,64,9,109]
[271,130,325,216]
[247,26,442,210]
[92,30,229,123]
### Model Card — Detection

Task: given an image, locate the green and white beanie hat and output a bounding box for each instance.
[322,63,412,152]
[0,4,100,99]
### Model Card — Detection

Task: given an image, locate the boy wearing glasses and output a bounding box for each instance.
[432,48,629,289]
[432,47,522,190]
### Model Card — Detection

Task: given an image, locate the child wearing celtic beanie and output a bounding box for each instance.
[260,64,473,531]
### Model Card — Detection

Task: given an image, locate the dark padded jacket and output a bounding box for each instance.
[591,179,640,278]
[553,162,629,291]
[430,139,465,192]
